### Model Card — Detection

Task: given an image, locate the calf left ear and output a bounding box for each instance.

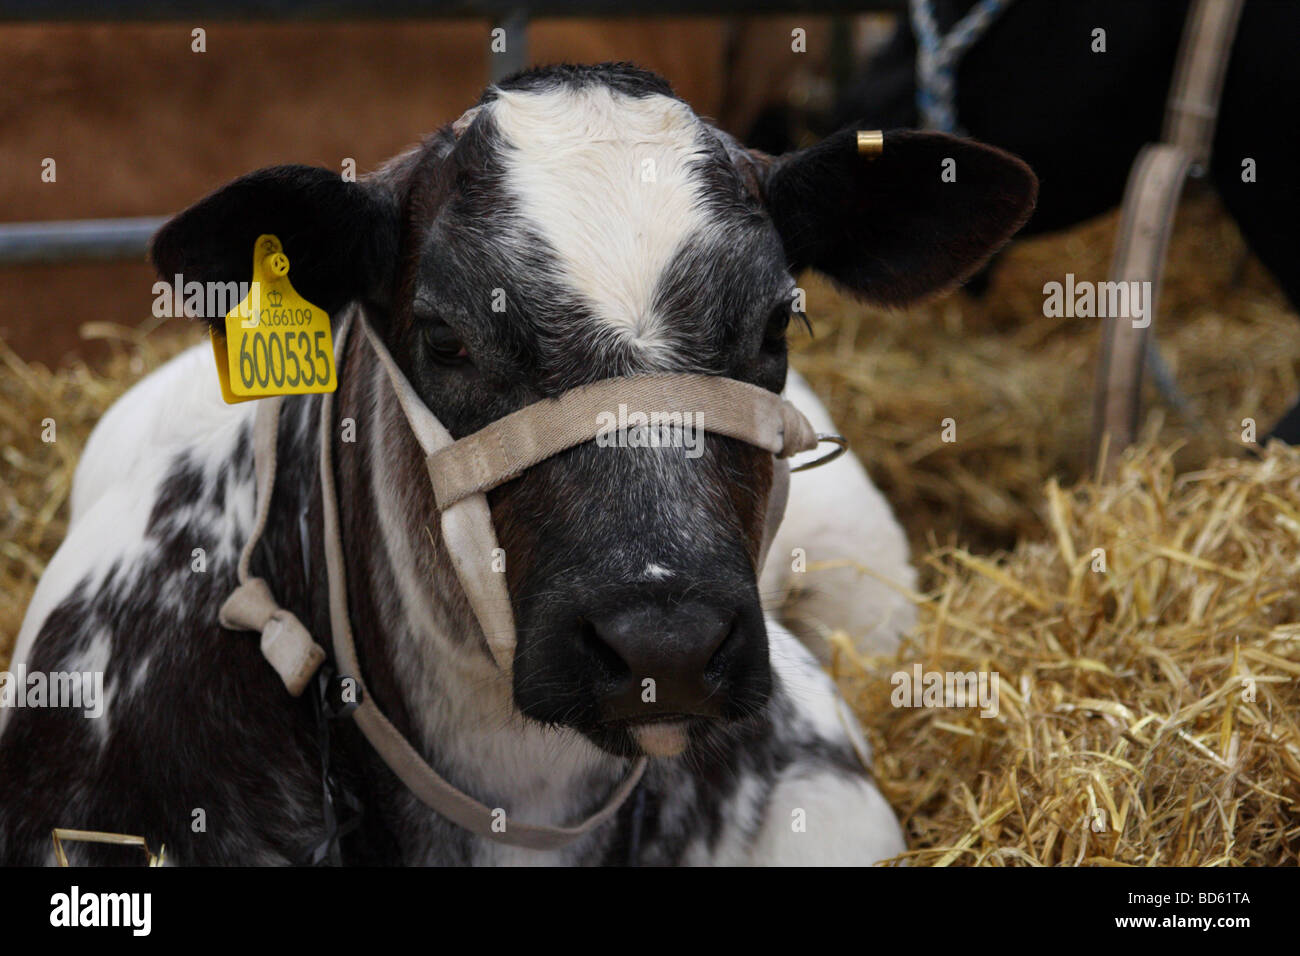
[763,129,1037,306]
[150,165,400,327]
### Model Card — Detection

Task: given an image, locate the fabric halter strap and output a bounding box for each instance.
[220,310,822,851]
[426,374,818,509]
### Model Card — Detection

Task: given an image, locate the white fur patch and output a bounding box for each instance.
[761,368,917,658]
[489,85,712,360]
[768,622,867,756]
[749,770,906,865]
[72,630,114,746]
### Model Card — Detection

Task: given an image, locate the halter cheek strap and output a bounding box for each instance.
[220,312,826,851]
[357,320,519,672]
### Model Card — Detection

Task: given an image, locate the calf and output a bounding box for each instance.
[0,64,1035,865]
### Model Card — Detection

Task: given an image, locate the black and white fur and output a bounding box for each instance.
[0,64,1036,865]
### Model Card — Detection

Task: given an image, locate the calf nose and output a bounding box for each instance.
[582,601,757,720]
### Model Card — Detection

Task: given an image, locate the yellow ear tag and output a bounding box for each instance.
[210,234,337,403]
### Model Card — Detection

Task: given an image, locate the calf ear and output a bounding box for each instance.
[764,129,1037,306]
[149,165,399,327]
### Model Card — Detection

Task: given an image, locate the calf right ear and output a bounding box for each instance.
[762,129,1038,306]
[150,165,400,328]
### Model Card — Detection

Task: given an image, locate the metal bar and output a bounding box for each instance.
[1,0,906,19]
[0,217,165,265]
[1090,144,1193,474]
[0,0,907,264]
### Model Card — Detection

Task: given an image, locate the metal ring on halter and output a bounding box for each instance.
[789,433,849,472]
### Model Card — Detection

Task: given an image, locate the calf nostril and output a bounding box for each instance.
[585,604,742,688]
[575,602,763,720]
[704,613,742,683]
[576,615,631,679]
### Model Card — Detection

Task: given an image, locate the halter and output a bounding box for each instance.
[218,310,842,850]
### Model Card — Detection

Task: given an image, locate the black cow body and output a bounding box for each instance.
[832,1,1300,438]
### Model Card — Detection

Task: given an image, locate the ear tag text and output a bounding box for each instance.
[211,234,337,402]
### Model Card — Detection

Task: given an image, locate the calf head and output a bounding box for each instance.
[152,63,1036,758]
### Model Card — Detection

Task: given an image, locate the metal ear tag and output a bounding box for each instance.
[857,130,884,158]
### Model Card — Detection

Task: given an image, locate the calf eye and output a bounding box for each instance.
[762,306,792,353]
[422,317,469,364]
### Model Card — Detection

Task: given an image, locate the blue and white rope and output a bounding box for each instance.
[910,0,1013,134]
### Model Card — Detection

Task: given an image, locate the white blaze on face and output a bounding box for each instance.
[489,86,711,358]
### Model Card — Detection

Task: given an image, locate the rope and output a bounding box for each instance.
[908,0,1204,429]
[910,0,1014,133]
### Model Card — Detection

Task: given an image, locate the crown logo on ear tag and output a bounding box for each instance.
[211,233,338,403]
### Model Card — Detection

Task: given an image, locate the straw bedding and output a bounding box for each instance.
[834,444,1300,865]
[1,191,1296,864]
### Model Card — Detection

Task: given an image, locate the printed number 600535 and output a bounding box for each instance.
[237,329,330,390]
